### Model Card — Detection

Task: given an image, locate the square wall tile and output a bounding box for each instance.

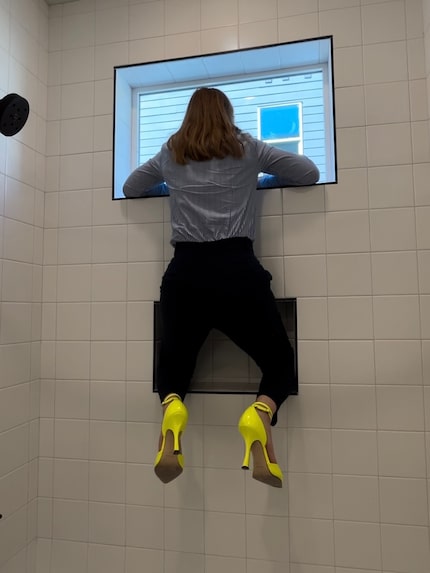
[375,340,422,385]
[91,302,126,341]
[333,475,379,522]
[246,515,289,562]
[297,298,328,340]
[335,128,367,169]
[326,254,371,296]
[365,81,410,125]
[283,213,326,255]
[205,556,246,573]
[319,7,362,48]
[165,0,200,35]
[53,459,89,500]
[287,429,332,474]
[413,164,430,207]
[362,1,406,44]
[129,2,164,40]
[278,13,319,44]
[368,165,414,209]
[366,123,412,167]
[89,420,125,462]
[127,223,164,262]
[282,186,325,215]
[257,216,284,257]
[205,511,245,557]
[201,0,238,29]
[127,262,164,301]
[378,431,426,477]
[334,521,381,570]
[412,121,430,163]
[329,340,375,384]
[55,380,89,419]
[89,461,125,504]
[334,86,365,128]
[297,341,330,384]
[325,169,368,212]
[373,295,420,339]
[326,211,370,253]
[289,517,334,566]
[55,341,90,380]
[376,385,425,431]
[126,463,164,507]
[288,473,333,519]
[287,385,331,428]
[90,381,126,421]
[370,208,416,251]
[379,477,428,525]
[239,19,278,49]
[57,303,91,341]
[50,540,87,573]
[58,227,92,264]
[331,385,376,429]
[60,153,93,191]
[363,41,408,84]
[200,26,239,55]
[88,544,125,573]
[328,297,373,339]
[408,37,426,80]
[416,206,430,249]
[53,499,88,542]
[54,419,89,460]
[381,524,430,573]
[371,251,418,295]
[332,430,378,475]
[92,264,127,302]
[95,6,129,45]
[284,255,327,297]
[238,0,277,23]
[57,265,91,302]
[90,342,126,381]
[422,295,430,338]
[89,502,125,545]
[334,46,364,88]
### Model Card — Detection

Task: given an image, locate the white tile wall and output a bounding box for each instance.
[0,0,47,571]
[0,0,430,572]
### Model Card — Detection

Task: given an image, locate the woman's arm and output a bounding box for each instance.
[123,151,164,198]
[256,140,320,187]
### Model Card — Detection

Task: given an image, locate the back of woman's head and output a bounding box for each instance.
[168,87,244,164]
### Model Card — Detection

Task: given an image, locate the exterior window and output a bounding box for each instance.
[258,102,302,154]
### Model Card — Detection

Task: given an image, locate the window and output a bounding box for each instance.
[113,36,337,199]
[258,102,303,154]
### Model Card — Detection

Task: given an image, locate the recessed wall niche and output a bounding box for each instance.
[153,298,298,395]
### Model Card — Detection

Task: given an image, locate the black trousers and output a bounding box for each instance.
[156,238,296,425]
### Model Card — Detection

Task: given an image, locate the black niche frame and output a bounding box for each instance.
[152,298,298,395]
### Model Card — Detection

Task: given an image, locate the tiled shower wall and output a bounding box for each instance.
[0,0,48,571]
[1,0,430,572]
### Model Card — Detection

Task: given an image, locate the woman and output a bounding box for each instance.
[123,87,319,487]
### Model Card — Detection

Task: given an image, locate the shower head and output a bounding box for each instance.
[0,93,30,137]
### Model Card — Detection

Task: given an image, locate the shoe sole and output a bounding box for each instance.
[154,431,183,484]
[251,442,283,488]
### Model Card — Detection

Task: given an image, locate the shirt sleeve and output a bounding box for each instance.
[123,150,164,198]
[254,139,320,187]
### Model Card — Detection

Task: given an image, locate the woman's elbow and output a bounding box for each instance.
[302,165,320,186]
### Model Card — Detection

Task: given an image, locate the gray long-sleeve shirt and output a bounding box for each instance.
[123,135,319,245]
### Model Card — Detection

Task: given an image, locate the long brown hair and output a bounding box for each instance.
[167,87,245,164]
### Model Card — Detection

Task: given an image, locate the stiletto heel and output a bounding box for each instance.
[238,402,283,488]
[154,393,188,484]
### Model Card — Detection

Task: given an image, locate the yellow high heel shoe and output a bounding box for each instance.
[238,402,283,488]
[154,393,188,484]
